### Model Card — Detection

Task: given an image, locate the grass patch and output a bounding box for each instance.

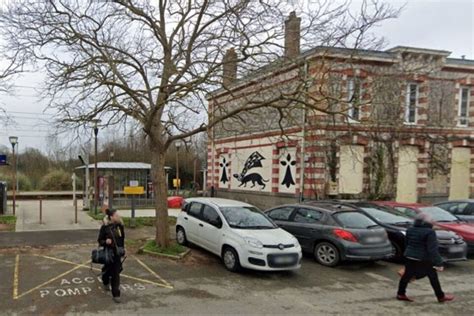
[87,211,177,229]
[142,240,187,257]
[87,210,105,221]
[0,215,17,231]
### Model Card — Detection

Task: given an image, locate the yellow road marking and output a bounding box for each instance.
[36,254,173,289]
[13,255,19,300]
[15,260,89,300]
[133,255,173,288]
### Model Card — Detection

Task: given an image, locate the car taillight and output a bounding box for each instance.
[333,229,358,242]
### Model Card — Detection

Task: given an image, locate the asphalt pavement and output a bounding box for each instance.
[0,245,473,315]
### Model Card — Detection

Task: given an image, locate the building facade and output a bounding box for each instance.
[206,13,474,210]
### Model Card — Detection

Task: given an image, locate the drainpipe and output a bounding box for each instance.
[299,60,309,202]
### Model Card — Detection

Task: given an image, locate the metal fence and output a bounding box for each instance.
[112,197,156,208]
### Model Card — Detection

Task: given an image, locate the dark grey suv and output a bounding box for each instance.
[265,202,393,267]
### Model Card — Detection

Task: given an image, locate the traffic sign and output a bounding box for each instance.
[173,178,181,188]
[124,186,145,195]
[0,155,7,165]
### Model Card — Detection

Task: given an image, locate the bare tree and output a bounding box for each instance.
[0,0,398,246]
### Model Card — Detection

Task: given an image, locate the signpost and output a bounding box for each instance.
[71,174,77,224]
[0,154,7,166]
[124,181,144,228]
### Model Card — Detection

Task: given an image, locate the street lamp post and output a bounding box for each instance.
[9,136,18,215]
[175,141,182,196]
[92,119,101,215]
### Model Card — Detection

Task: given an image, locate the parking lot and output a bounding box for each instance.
[1,245,473,315]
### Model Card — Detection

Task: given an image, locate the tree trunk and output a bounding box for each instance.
[149,140,171,247]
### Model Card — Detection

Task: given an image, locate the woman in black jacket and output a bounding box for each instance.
[98,209,125,303]
[397,213,454,303]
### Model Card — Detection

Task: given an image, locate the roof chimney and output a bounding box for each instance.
[222,48,237,88]
[284,11,301,59]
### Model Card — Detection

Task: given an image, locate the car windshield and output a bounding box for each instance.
[220,206,276,229]
[361,207,413,225]
[334,211,379,229]
[419,206,459,222]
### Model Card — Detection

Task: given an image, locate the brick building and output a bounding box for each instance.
[206,13,474,210]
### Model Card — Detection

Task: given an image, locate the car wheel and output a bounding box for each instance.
[222,246,241,272]
[314,242,340,267]
[176,227,188,246]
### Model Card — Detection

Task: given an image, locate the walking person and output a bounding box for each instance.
[98,208,126,303]
[397,213,454,303]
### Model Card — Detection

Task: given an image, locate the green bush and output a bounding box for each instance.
[0,215,17,231]
[40,170,72,191]
[0,173,33,191]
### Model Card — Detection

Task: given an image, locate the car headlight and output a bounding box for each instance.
[400,230,406,236]
[244,237,263,249]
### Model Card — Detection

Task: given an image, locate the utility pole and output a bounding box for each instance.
[193,157,197,192]
[78,154,90,210]
[92,119,101,215]
[175,141,181,195]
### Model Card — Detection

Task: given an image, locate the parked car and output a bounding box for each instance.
[176,198,302,272]
[350,202,467,262]
[374,201,474,254]
[434,200,474,223]
[264,202,393,267]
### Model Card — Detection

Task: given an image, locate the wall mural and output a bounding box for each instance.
[219,154,230,188]
[279,148,297,193]
[219,157,230,184]
[233,151,269,189]
[231,148,272,192]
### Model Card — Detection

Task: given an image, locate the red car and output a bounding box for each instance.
[374,201,474,254]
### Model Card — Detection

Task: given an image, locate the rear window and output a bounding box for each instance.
[361,207,412,225]
[333,211,378,229]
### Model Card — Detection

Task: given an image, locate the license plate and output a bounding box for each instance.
[448,246,464,253]
[366,237,383,243]
[274,256,295,264]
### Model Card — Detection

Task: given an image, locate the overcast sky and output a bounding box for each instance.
[0,0,473,153]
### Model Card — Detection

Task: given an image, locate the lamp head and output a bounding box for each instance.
[91,119,101,128]
[175,140,182,149]
[9,136,18,147]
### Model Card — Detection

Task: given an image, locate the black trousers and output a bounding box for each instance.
[102,259,122,298]
[397,259,444,299]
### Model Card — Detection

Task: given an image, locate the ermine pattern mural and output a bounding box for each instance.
[219,156,230,185]
[231,149,271,192]
[279,148,297,193]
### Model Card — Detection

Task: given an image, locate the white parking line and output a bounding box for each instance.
[364,272,393,283]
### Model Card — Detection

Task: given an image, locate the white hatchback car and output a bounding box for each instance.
[176,198,302,272]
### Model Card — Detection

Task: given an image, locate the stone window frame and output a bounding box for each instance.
[404,82,419,124]
[347,76,363,123]
[457,86,470,127]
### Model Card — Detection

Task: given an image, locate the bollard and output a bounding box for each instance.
[74,199,78,224]
[39,198,43,225]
